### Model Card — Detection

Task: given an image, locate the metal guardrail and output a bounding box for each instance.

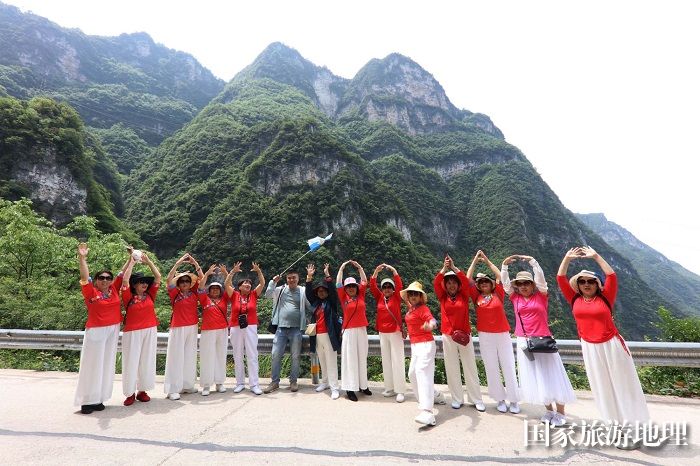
[1,329,698,367]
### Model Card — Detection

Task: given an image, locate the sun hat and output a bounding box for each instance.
[207,281,223,291]
[442,270,461,287]
[475,273,495,285]
[174,271,198,285]
[380,278,395,289]
[313,282,330,294]
[569,270,603,293]
[513,271,534,284]
[129,272,155,292]
[400,281,427,304]
[343,277,359,287]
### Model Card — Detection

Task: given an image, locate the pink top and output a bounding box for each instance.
[510,291,552,337]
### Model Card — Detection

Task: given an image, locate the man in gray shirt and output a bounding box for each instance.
[263,271,310,393]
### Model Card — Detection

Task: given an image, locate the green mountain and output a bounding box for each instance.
[577,213,700,317]
[0,2,224,145]
[0,94,138,241]
[125,43,666,340]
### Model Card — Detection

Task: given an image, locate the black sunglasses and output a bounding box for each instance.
[96,275,113,281]
[577,278,598,285]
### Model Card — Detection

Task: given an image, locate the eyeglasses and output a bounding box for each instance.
[96,275,113,281]
[513,281,532,287]
[577,279,598,285]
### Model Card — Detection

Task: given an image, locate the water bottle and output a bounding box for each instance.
[310,352,320,384]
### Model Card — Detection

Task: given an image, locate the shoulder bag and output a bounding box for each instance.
[515,298,558,353]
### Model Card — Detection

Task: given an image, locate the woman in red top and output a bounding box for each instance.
[226,261,265,395]
[466,250,520,414]
[164,253,204,400]
[120,250,161,407]
[198,264,230,396]
[401,281,438,426]
[75,242,128,414]
[558,246,649,447]
[336,260,370,402]
[433,254,484,411]
[369,263,406,403]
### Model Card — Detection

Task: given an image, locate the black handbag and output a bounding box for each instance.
[238,313,248,329]
[516,299,558,353]
[238,295,249,329]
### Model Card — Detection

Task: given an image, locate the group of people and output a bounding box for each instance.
[75,243,649,445]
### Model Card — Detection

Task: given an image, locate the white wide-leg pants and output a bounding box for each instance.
[230,324,259,387]
[408,340,436,411]
[200,328,228,387]
[74,324,119,406]
[442,334,482,405]
[379,331,406,394]
[164,324,198,394]
[478,331,520,403]
[316,332,339,390]
[341,327,368,391]
[121,327,157,396]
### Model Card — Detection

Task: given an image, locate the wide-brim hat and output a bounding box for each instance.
[569,270,603,293]
[400,281,427,304]
[343,277,359,287]
[380,278,395,289]
[442,270,460,288]
[475,273,495,285]
[174,271,198,285]
[129,272,155,289]
[513,271,534,284]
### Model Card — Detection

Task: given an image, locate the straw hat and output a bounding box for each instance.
[513,271,534,284]
[380,278,395,289]
[569,270,603,293]
[174,271,198,285]
[475,273,495,285]
[400,281,427,304]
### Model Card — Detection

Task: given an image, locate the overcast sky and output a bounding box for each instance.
[7,0,700,274]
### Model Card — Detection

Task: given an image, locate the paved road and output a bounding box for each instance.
[0,369,697,465]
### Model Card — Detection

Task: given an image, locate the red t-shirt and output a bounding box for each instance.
[434,271,471,335]
[200,293,229,330]
[167,284,201,327]
[81,275,123,328]
[468,281,510,333]
[230,290,259,325]
[405,304,435,344]
[121,283,159,332]
[338,282,369,329]
[369,275,403,333]
[315,305,328,334]
[557,273,619,343]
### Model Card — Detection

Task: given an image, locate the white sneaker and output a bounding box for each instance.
[474,401,486,412]
[201,386,210,396]
[233,384,245,393]
[315,383,329,392]
[497,400,508,413]
[250,385,263,395]
[396,393,405,403]
[331,389,340,400]
[414,411,437,426]
[216,384,226,393]
[451,401,462,409]
[541,410,555,423]
[181,388,198,394]
[434,391,446,405]
[167,393,180,400]
[550,412,567,427]
[382,389,396,397]
[509,402,521,414]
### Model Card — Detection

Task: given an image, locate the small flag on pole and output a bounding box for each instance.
[307,233,333,252]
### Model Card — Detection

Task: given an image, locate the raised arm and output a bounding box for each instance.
[522,255,548,294]
[251,262,265,295]
[77,243,90,283]
[466,251,481,279]
[384,264,402,291]
[557,247,582,277]
[336,260,349,287]
[167,253,190,285]
[142,252,161,285]
[265,274,281,298]
[481,252,502,283]
[121,255,136,290]
[580,246,614,275]
[200,264,217,291]
[225,261,242,297]
[500,255,517,295]
[350,260,367,283]
[305,263,316,303]
[190,255,205,283]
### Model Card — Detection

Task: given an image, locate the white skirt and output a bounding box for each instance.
[581,337,650,423]
[516,337,576,406]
